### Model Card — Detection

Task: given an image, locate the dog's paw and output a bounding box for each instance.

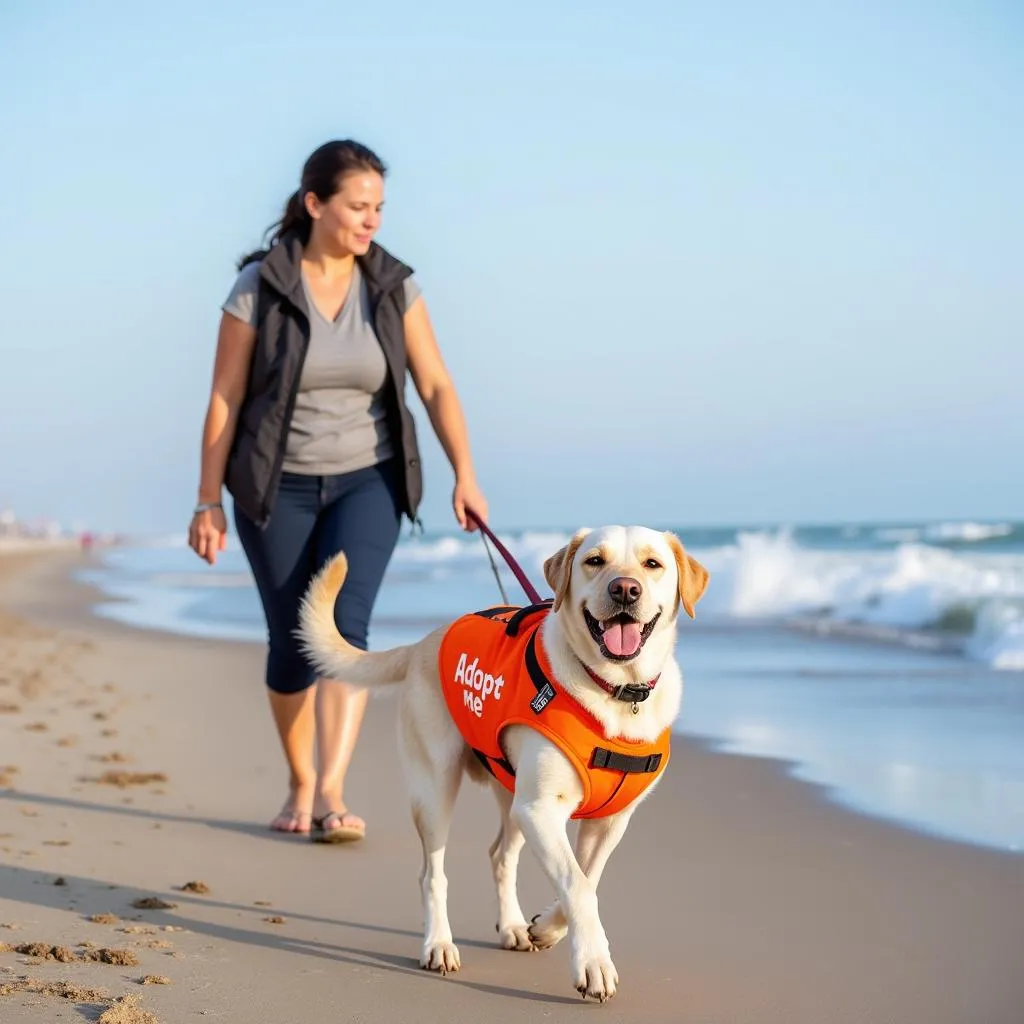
[497,921,535,951]
[572,953,619,1003]
[420,941,461,975]
[528,906,568,950]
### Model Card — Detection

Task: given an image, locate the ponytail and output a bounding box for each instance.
[237,189,311,270]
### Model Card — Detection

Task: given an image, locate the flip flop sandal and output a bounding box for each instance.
[311,811,365,843]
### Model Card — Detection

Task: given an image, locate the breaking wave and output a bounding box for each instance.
[108,520,1024,672]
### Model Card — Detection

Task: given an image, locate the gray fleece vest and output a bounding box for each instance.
[224,231,424,527]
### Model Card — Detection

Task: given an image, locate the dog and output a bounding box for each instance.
[298,525,709,1002]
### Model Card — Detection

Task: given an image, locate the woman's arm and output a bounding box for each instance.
[403,297,488,529]
[189,313,257,562]
[197,313,257,500]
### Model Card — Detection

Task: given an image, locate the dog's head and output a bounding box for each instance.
[542,526,709,672]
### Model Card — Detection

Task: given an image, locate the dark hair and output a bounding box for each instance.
[237,139,388,270]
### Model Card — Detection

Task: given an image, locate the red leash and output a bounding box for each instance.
[465,508,546,606]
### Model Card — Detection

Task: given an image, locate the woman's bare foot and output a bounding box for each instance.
[269,780,315,834]
[270,808,312,833]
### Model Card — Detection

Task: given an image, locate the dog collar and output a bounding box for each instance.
[580,662,660,705]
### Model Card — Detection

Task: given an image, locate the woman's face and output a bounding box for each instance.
[307,170,384,256]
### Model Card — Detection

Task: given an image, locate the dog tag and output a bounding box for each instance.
[631,702,639,715]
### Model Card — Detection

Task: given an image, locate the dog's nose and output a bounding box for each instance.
[608,576,642,605]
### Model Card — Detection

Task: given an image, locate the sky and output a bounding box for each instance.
[0,0,1021,536]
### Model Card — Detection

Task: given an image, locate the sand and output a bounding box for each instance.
[0,549,1022,1023]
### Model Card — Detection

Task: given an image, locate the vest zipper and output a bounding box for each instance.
[263,301,311,526]
[370,282,417,521]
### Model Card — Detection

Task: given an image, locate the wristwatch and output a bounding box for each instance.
[193,502,223,515]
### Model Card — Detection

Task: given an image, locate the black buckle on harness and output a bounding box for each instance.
[590,747,662,774]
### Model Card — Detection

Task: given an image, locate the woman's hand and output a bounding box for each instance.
[453,476,489,532]
[189,506,229,565]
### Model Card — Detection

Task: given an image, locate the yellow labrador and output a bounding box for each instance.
[298,525,709,1002]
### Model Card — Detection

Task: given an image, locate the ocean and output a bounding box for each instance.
[79,518,1024,855]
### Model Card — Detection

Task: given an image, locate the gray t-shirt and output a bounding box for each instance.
[222,261,422,476]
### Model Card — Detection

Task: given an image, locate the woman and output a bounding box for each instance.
[187,139,488,842]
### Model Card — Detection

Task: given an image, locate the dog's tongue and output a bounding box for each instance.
[603,621,642,657]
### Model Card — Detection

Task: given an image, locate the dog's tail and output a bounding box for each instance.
[297,552,414,686]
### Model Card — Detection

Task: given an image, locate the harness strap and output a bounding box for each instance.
[472,606,520,620]
[524,631,659,774]
[477,745,661,784]
[590,748,663,774]
[504,601,554,637]
[472,748,516,779]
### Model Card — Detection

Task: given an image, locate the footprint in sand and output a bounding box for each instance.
[84,771,168,789]
[173,881,210,895]
[19,670,47,699]
[130,897,178,911]
[93,752,132,764]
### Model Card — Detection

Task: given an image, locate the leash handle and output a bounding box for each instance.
[465,508,545,605]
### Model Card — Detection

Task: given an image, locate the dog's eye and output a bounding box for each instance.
[583,555,605,567]
[643,558,663,570]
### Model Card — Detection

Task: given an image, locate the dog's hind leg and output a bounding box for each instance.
[487,782,533,951]
[528,807,635,952]
[403,724,465,975]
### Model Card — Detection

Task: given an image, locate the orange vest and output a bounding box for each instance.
[437,603,671,819]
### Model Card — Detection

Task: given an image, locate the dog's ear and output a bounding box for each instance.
[664,532,710,619]
[543,529,589,613]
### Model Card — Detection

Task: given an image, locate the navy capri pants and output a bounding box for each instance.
[234,458,403,694]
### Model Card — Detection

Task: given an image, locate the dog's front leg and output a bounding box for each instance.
[528,807,635,952]
[510,739,619,1002]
